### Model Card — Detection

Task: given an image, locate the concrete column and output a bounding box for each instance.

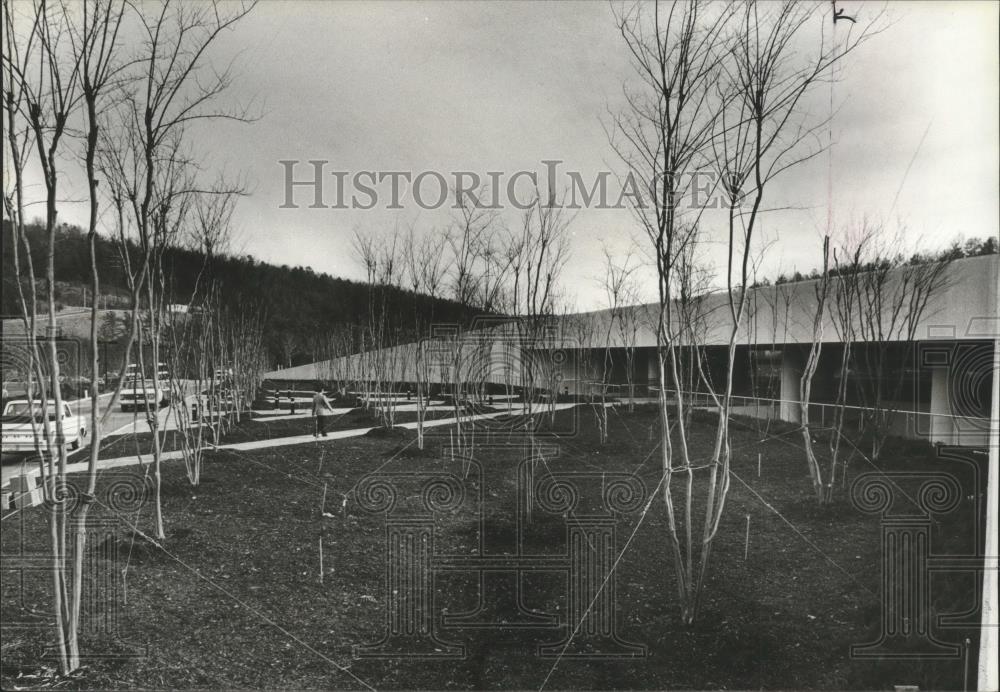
[929,365,955,445]
[647,348,660,390]
[779,348,801,424]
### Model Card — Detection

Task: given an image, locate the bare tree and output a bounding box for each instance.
[99,0,257,540]
[827,227,870,491]
[676,233,715,429]
[351,228,379,410]
[758,277,793,435]
[448,188,499,309]
[165,283,217,481]
[164,187,248,484]
[798,236,832,503]
[225,299,267,422]
[353,225,415,429]
[319,324,358,398]
[1,0,144,671]
[612,0,879,623]
[597,245,641,439]
[564,306,602,436]
[610,251,643,411]
[63,1,130,672]
[742,248,778,432]
[3,0,88,671]
[3,0,252,668]
[851,230,953,459]
[694,0,878,617]
[506,190,572,410]
[142,152,195,539]
[2,0,53,491]
[401,224,451,449]
[279,331,299,368]
[612,0,733,625]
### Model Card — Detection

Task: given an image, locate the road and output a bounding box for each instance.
[1,390,186,486]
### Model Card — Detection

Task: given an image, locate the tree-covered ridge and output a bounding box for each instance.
[764,235,997,286]
[2,220,484,367]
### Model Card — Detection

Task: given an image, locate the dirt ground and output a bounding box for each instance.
[0,405,987,689]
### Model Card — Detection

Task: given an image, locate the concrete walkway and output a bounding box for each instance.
[200,403,577,452]
[250,409,348,420]
[249,400,512,419]
[1,403,580,493]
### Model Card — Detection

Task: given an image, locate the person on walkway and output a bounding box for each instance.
[312,386,336,437]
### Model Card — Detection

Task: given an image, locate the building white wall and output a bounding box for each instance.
[266,256,997,382]
[549,254,998,349]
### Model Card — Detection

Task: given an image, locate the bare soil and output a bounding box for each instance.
[0,406,986,689]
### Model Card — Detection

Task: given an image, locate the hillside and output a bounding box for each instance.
[2,221,484,367]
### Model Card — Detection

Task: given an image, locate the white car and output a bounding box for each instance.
[1,400,88,452]
[120,378,169,411]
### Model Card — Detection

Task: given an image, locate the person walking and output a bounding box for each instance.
[312,386,336,437]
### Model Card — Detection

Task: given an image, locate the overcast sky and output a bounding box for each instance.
[20,0,1000,310]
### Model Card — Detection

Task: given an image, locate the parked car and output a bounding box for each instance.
[1,400,88,452]
[120,378,170,411]
[119,363,171,411]
[213,367,232,385]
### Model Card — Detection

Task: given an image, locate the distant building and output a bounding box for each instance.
[266,254,998,448]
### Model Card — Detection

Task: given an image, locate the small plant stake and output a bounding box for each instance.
[757,452,761,478]
[744,514,751,561]
[319,482,328,585]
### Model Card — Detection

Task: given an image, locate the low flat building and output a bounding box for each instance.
[266,254,998,447]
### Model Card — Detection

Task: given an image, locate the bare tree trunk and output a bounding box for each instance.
[799,237,831,504]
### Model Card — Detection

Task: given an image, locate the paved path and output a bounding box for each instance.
[1,403,581,492]
[249,401,511,419]
[250,409,347,420]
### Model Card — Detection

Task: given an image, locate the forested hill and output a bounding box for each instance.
[2,221,484,367]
